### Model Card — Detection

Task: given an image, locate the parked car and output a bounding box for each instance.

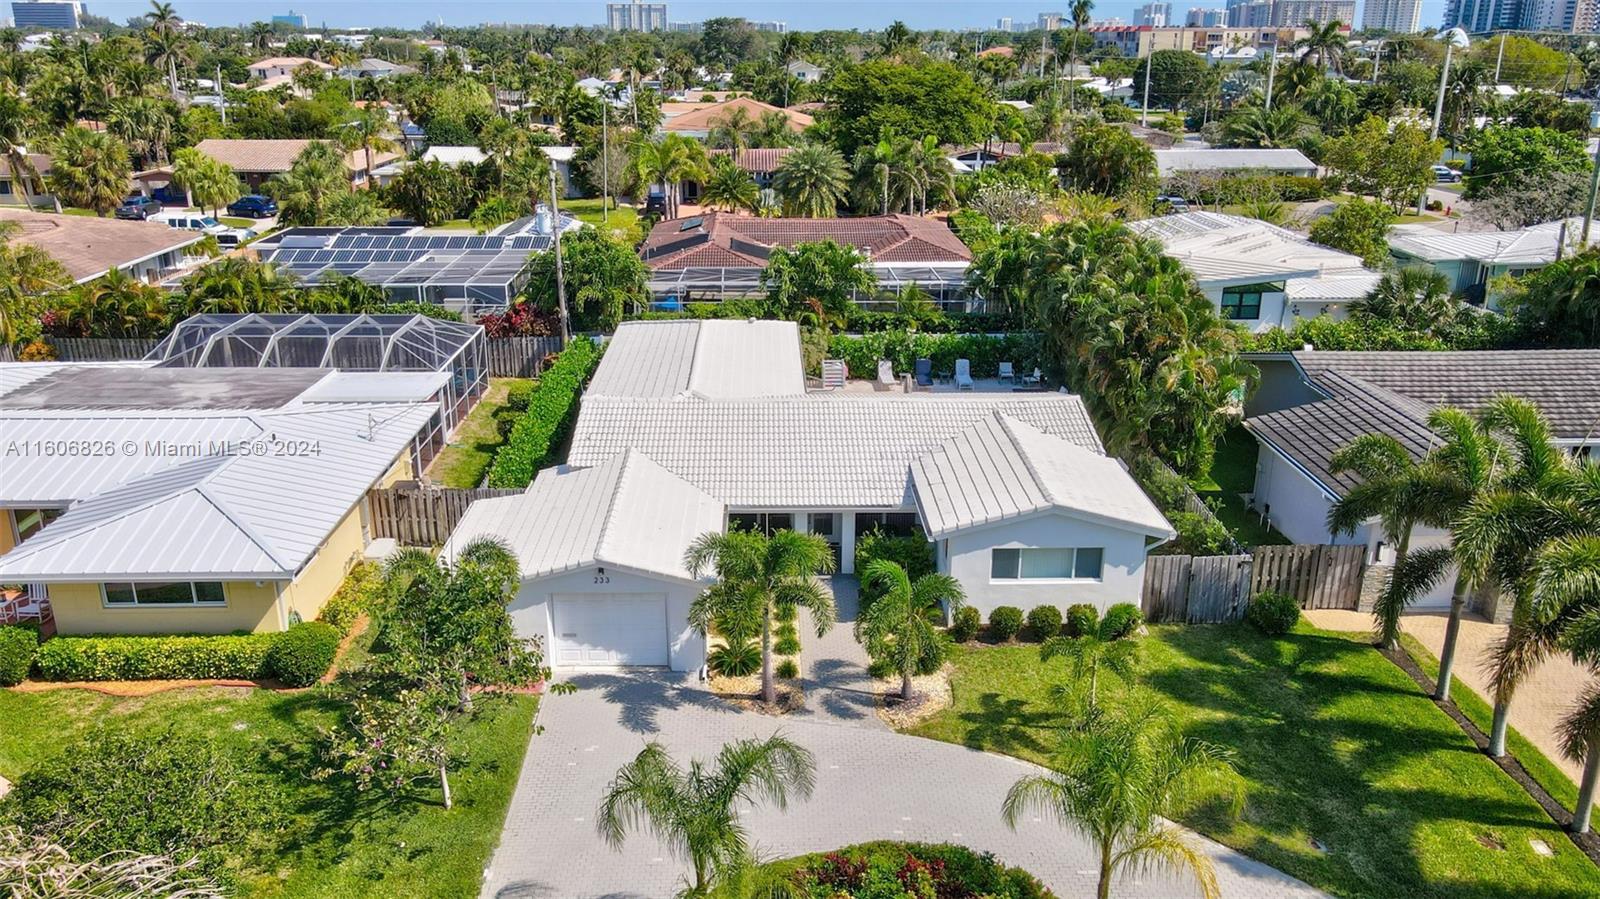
[150,185,188,205]
[148,211,257,248]
[1431,165,1461,183]
[226,195,278,218]
[114,196,162,220]
[1154,195,1191,213]
[643,189,667,217]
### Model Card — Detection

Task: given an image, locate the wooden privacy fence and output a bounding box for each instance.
[31,335,563,374]
[485,336,563,377]
[368,486,522,547]
[1143,544,1367,623]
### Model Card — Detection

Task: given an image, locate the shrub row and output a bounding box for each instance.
[778,841,1051,899]
[824,331,1043,381]
[487,337,602,488]
[316,561,385,636]
[29,622,339,685]
[981,602,1144,643]
[0,625,38,686]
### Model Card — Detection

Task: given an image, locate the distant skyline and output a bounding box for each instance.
[78,0,1449,34]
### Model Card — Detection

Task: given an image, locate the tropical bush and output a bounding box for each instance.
[316,561,385,636]
[32,633,279,682]
[949,606,982,643]
[854,528,934,610]
[1025,605,1063,641]
[487,337,602,488]
[770,841,1052,899]
[775,658,799,679]
[1246,591,1301,635]
[825,331,1041,380]
[0,625,37,686]
[988,606,1024,642]
[505,381,535,412]
[1100,603,1144,640]
[1065,603,1099,638]
[265,621,341,687]
[708,639,761,677]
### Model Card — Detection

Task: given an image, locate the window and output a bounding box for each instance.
[102,582,227,607]
[854,512,922,539]
[12,508,63,543]
[728,512,793,535]
[991,547,1104,581]
[1220,282,1277,321]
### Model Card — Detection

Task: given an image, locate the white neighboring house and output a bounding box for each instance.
[1242,349,1600,610]
[786,59,823,82]
[248,56,334,81]
[1154,148,1317,178]
[1129,212,1382,331]
[1387,217,1600,310]
[442,319,1173,673]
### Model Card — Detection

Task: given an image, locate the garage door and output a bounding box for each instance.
[552,594,669,667]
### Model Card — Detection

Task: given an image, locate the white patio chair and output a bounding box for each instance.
[998,361,1015,383]
[821,359,847,390]
[1022,367,1042,387]
[954,358,974,391]
[877,359,896,386]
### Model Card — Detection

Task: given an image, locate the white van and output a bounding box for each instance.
[148,211,257,247]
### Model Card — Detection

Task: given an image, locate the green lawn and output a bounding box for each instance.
[427,378,532,488]
[562,197,642,244]
[433,219,480,231]
[1191,425,1289,547]
[909,625,1600,899]
[0,669,536,897]
[221,216,258,229]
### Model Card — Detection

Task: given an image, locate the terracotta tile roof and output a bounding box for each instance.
[0,208,201,283]
[708,147,794,173]
[947,141,1064,158]
[249,56,333,71]
[663,97,813,134]
[639,213,973,270]
[194,139,399,175]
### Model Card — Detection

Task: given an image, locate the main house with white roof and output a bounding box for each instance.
[445,319,1172,673]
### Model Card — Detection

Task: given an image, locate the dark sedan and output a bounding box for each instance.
[226,195,278,218]
[114,196,162,220]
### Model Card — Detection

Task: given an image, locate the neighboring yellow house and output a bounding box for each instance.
[0,365,442,636]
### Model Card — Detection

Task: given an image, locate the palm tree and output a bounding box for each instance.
[46,127,132,217]
[0,221,69,347]
[597,734,816,896]
[247,21,274,52]
[172,149,240,217]
[1002,700,1238,899]
[1041,622,1139,715]
[144,3,185,102]
[1293,20,1347,73]
[1222,104,1307,149]
[773,33,806,107]
[772,143,848,218]
[341,106,398,189]
[878,21,914,59]
[684,529,836,706]
[855,559,965,702]
[750,111,796,149]
[106,96,174,168]
[706,106,754,154]
[267,142,349,226]
[700,157,758,213]
[631,133,707,220]
[1067,0,1094,115]
[1355,266,1456,333]
[0,90,41,212]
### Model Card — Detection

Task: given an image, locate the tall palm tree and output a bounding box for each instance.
[247,21,273,52]
[684,529,836,705]
[1067,0,1094,115]
[46,127,132,217]
[0,90,41,212]
[700,156,758,213]
[772,143,848,218]
[1293,19,1347,73]
[773,33,806,107]
[144,3,185,102]
[1002,699,1238,899]
[855,559,965,702]
[598,734,816,896]
[631,133,707,220]
[340,106,398,189]
[878,21,914,59]
[106,96,174,168]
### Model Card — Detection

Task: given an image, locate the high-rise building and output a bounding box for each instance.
[1362,0,1420,29]
[1037,11,1064,29]
[752,20,786,32]
[11,0,82,29]
[1270,0,1355,24]
[1135,1,1174,24]
[1185,7,1228,24]
[607,1,667,31]
[1442,0,1519,30]
[1226,0,1275,26]
[997,16,1014,30]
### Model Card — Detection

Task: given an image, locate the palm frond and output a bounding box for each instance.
[1111,826,1221,899]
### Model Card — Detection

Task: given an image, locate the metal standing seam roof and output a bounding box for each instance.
[588,319,807,400]
[442,450,726,582]
[1153,148,1317,175]
[1129,212,1373,287]
[1284,273,1385,301]
[1387,218,1600,266]
[912,414,1172,540]
[0,361,154,399]
[0,403,438,581]
[567,393,1104,509]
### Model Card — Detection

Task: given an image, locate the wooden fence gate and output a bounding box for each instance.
[368,486,522,547]
[1142,553,1252,623]
[1250,544,1365,610]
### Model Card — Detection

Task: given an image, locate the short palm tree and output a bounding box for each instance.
[341,106,397,189]
[268,142,349,226]
[1002,699,1238,899]
[46,126,132,217]
[772,143,848,218]
[598,734,816,897]
[700,157,758,213]
[855,559,965,702]
[1041,621,1139,714]
[685,529,836,705]
[706,106,754,154]
[1355,266,1456,333]
[1222,104,1306,149]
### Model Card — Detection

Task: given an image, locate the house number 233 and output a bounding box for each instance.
[593,575,611,584]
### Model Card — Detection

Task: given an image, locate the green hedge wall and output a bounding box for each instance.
[33,633,280,682]
[824,331,1043,380]
[487,337,602,488]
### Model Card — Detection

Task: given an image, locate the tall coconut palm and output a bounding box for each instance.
[685,529,836,706]
[773,33,805,107]
[0,90,42,212]
[144,2,185,102]
[1293,19,1347,73]
[855,559,965,702]
[1002,699,1239,899]
[772,143,848,218]
[631,133,707,220]
[46,127,132,217]
[247,21,274,52]
[598,734,816,896]
[340,106,398,189]
[1067,0,1094,115]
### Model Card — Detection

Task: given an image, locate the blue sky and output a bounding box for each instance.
[84,1,1448,33]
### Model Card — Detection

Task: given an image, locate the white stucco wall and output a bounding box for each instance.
[508,566,707,673]
[1199,285,1288,333]
[940,512,1152,617]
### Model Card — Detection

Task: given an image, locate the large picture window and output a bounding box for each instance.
[991,547,1104,581]
[1220,283,1277,321]
[854,512,922,539]
[102,582,227,607]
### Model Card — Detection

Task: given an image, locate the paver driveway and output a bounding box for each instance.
[481,671,1329,898]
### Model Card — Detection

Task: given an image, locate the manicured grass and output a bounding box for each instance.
[59,207,99,217]
[562,197,642,244]
[0,681,536,898]
[221,216,257,229]
[433,219,480,231]
[1191,425,1289,547]
[427,378,533,488]
[910,625,1600,899]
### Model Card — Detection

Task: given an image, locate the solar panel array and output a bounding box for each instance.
[260,229,552,288]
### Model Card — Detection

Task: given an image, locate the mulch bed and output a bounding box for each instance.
[708,672,806,715]
[875,664,954,729]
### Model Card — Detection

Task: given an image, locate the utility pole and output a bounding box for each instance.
[1581,109,1600,243]
[217,64,226,126]
[1141,54,1152,126]
[549,161,570,346]
[601,98,609,224]
[1494,32,1507,84]
[1265,42,1277,112]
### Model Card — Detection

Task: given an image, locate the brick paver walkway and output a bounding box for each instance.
[793,577,887,729]
[481,671,1329,898]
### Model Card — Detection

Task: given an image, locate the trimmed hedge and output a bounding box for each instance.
[989,606,1024,641]
[1065,603,1099,638]
[0,625,38,686]
[34,633,279,682]
[949,605,982,643]
[316,561,384,636]
[266,621,341,687]
[1101,602,1144,640]
[824,331,1043,381]
[1025,605,1063,641]
[487,337,602,488]
[1247,591,1301,635]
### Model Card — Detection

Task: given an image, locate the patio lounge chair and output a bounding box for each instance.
[821,359,847,389]
[954,358,974,391]
[877,359,896,386]
[1022,367,1042,387]
[998,362,1015,383]
[914,358,933,387]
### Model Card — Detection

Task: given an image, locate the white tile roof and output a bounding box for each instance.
[442,450,725,582]
[1130,212,1374,287]
[587,319,807,400]
[568,393,1103,509]
[1154,148,1316,176]
[912,414,1172,539]
[1387,217,1600,266]
[0,403,436,581]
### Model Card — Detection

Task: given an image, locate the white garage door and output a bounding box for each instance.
[552,594,669,667]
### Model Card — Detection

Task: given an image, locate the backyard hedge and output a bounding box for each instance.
[33,633,281,682]
[266,622,342,687]
[824,331,1043,381]
[0,625,37,686]
[487,337,602,488]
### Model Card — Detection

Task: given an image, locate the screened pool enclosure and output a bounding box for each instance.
[644,264,981,313]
